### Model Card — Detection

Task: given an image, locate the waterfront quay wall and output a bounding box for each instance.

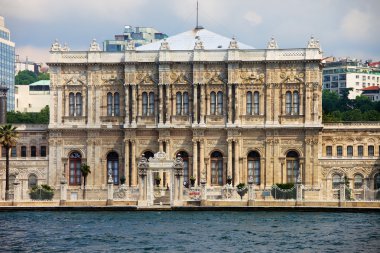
[0,200,379,209]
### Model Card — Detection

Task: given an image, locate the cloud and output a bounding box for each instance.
[16,46,50,63]
[244,11,262,27]
[340,9,371,41]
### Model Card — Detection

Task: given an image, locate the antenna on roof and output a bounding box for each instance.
[195,0,203,30]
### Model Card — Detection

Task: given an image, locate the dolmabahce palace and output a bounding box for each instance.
[1,27,380,204]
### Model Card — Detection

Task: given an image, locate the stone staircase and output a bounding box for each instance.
[153,190,170,206]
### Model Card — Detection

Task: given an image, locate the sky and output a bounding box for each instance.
[1,0,379,63]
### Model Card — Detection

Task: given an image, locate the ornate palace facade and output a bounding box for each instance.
[1,28,380,201]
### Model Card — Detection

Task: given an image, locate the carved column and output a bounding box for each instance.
[131,84,137,126]
[227,84,233,124]
[165,84,171,125]
[60,176,67,206]
[199,85,205,125]
[193,84,198,124]
[159,140,164,152]
[234,84,240,124]
[124,140,130,186]
[124,84,130,125]
[131,140,137,186]
[158,84,164,124]
[234,140,240,185]
[199,140,205,183]
[57,87,63,124]
[227,139,233,179]
[192,140,198,185]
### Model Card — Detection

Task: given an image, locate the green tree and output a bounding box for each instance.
[15,70,37,85]
[80,163,91,200]
[37,72,50,80]
[0,125,18,200]
[7,106,49,124]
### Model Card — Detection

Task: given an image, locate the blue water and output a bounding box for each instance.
[0,211,379,252]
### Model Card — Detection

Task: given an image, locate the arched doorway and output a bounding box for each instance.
[286,151,299,183]
[69,151,82,186]
[107,152,119,185]
[247,151,260,185]
[211,151,223,186]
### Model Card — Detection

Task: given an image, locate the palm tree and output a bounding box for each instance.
[0,124,18,200]
[80,163,91,200]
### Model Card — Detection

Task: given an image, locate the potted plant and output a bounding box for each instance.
[226,176,232,185]
[236,183,248,200]
[120,175,126,185]
[154,175,161,187]
[189,176,196,187]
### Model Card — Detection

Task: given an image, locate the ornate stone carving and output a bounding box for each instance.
[228,37,239,49]
[159,39,170,50]
[267,37,279,49]
[89,39,101,51]
[194,37,204,50]
[50,39,61,51]
[307,36,321,49]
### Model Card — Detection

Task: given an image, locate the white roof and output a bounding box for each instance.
[137,28,254,51]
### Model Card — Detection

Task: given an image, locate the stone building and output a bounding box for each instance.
[1,27,380,201]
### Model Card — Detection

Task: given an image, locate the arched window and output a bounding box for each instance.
[142,92,148,116]
[253,91,260,115]
[107,92,113,116]
[285,91,292,115]
[28,174,38,189]
[177,151,189,184]
[337,146,343,157]
[107,152,119,185]
[31,146,36,157]
[286,151,299,183]
[246,91,252,115]
[293,91,299,115]
[211,151,223,186]
[149,92,155,115]
[347,146,353,157]
[75,93,82,116]
[354,174,363,189]
[176,92,182,115]
[114,92,120,116]
[21,146,27,157]
[332,174,341,189]
[143,151,154,160]
[69,92,75,116]
[375,174,380,190]
[183,92,189,115]
[69,151,82,186]
[247,151,260,185]
[210,92,216,115]
[217,91,223,115]
[368,145,374,156]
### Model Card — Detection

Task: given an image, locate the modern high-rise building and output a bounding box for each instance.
[0,16,15,111]
[103,25,168,52]
[322,58,380,99]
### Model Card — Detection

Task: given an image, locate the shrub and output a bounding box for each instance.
[29,184,54,200]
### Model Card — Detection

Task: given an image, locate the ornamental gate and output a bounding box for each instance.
[137,152,184,207]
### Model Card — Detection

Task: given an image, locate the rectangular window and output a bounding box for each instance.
[11,147,17,157]
[337,146,343,157]
[1,147,6,157]
[326,146,332,157]
[358,145,363,157]
[40,146,47,157]
[347,146,353,157]
[31,146,37,157]
[368,145,374,157]
[21,146,27,157]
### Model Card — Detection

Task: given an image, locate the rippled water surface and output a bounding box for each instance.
[0,211,379,252]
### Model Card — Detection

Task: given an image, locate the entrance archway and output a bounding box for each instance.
[137,152,184,206]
